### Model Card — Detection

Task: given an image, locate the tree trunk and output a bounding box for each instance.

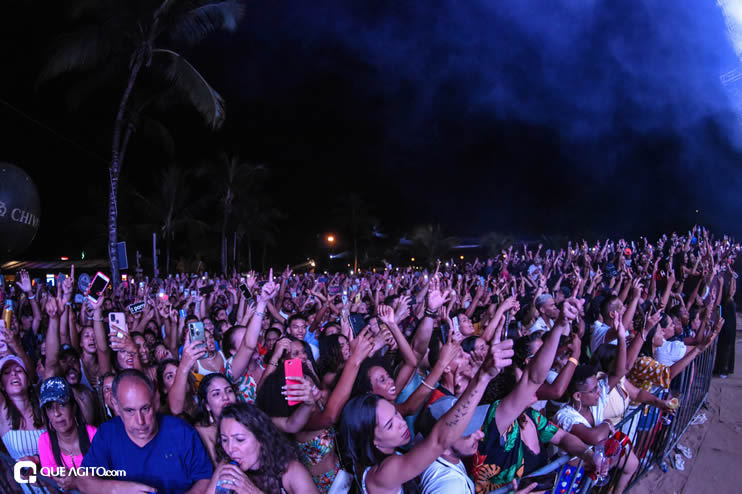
[165,235,171,276]
[262,240,266,272]
[247,236,253,271]
[109,57,144,289]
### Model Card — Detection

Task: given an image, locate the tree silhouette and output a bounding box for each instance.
[38,0,244,284]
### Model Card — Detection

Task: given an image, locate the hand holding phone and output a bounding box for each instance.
[88,272,110,304]
[284,359,304,406]
[188,322,207,358]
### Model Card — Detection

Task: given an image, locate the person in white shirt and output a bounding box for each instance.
[590,296,624,354]
[654,315,690,366]
[528,294,559,334]
[419,396,485,494]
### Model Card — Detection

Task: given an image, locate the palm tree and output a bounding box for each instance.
[130,165,208,274]
[201,153,265,274]
[38,0,244,285]
[411,225,459,267]
[334,193,378,272]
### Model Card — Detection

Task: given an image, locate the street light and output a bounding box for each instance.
[326,235,335,244]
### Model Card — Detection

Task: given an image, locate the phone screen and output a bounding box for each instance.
[88,274,109,301]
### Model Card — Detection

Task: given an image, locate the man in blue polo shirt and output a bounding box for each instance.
[77,369,212,494]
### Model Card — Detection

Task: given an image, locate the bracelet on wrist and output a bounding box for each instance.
[568,357,579,367]
[27,294,35,300]
[424,308,437,318]
[420,380,436,391]
[267,361,278,367]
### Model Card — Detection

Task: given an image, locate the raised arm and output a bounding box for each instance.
[496,300,579,432]
[536,335,581,401]
[411,277,448,361]
[169,334,204,415]
[378,305,418,390]
[368,340,513,492]
[607,314,627,389]
[16,270,41,333]
[230,273,278,379]
[305,331,374,430]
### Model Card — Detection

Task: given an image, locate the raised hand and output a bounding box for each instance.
[348,329,374,365]
[481,339,514,378]
[283,375,316,406]
[16,270,32,293]
[426,277,447,310]
[259,269,279,302]
[181,332,207,366]
[45,298,59,318]
[377,305,396,327]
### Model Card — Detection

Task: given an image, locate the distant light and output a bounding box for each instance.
[81,251,85,260]
[460,255,464,260]
[310,261,316,267]
[60,256,69,261]
[695,210,699,213]
[411,257,415,262]
[326,235,335,243]
[347,264,351,267]
[445,262,450,267]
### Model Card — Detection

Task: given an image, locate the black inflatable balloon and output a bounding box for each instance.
[0,163,41,260]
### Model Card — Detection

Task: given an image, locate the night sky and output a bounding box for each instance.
[1,0,742,266]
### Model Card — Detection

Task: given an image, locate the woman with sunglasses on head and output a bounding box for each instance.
[37,377,97,491]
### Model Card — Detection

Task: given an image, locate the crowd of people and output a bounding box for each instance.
[0,225,736,494]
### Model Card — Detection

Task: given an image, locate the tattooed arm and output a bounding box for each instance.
[366,340,514,492]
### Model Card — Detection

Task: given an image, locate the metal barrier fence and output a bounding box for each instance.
[488,341,717,493]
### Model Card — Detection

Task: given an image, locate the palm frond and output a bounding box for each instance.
[37,26,114,86]
[152,48,225,129]
[168,0,245,46]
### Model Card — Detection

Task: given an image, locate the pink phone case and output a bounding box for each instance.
[284,359,303,406]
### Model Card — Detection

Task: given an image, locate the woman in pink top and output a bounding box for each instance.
[37,377,97,491]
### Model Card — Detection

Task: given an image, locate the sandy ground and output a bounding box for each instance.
[629,319,742,494]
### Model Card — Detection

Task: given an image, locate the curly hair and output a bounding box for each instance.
[215,403,298,494]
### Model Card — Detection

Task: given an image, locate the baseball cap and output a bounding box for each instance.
[0,355,26,373]
[39,377,72,408]
[429,395,489,437]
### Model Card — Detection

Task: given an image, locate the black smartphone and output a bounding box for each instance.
[239,283,251,298]
[519,471,557,491]
[199,285,215,296]
[349,314,366,336]
[440,322,449,344]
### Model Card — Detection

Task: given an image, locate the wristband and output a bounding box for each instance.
[420,380,436,391]
[424,308,437,318]
[255,311,265,318]
[27,295,35,300]
[267,362,278,367]
[568,357,579,366]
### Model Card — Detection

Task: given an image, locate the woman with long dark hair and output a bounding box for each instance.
[337,340,512,494]
[207,402,318,494]
[157,357,197,419]
[193,373,237,464]
[0,355,45,493]
[316,333,350,388]
[37,377,97,491]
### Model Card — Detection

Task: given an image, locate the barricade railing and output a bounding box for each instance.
[488,340,717,494]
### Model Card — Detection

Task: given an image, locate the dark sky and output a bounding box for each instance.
[1,0,742,265]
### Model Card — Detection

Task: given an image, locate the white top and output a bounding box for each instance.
[554,378,611,432]
[528,316,552,334]
[421,457,475,494]
[531,369,559,412]
[590,321,617,354]
[196,350,227,376]
[2,428,45,460]
[655,340,686,366]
